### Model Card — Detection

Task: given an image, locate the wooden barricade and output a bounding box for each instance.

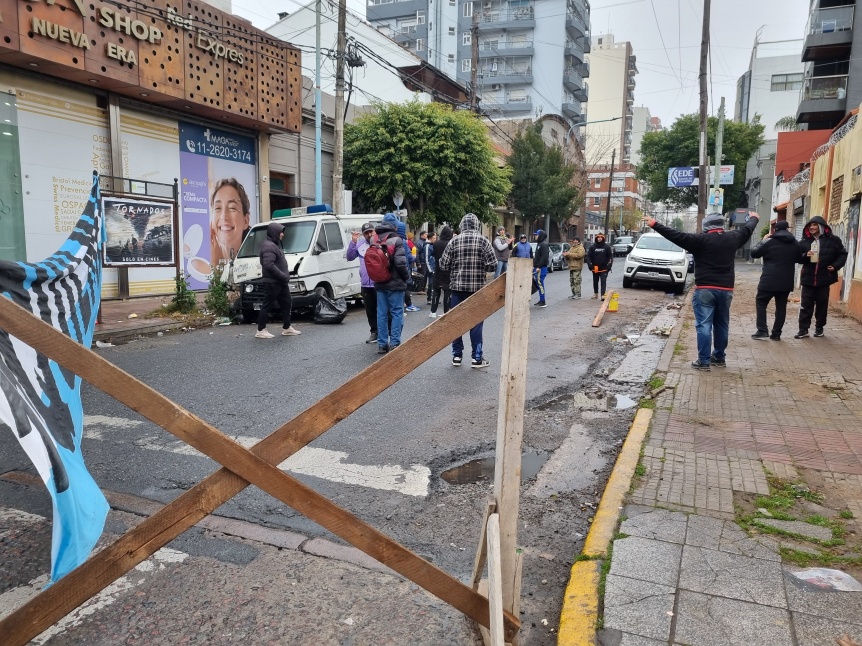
[0,259,534,645]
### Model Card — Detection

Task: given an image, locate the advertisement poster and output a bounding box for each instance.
[103,196,175,266]
[179,122,257,290]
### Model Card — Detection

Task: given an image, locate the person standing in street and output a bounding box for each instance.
[439,213,496,367]
[374,213,410,354]
[396,221,421,312]
[563,237,586,299]
[513,233,533,259]
[256,222,301,339]
[430,225,454,317]
[493,226,514,278]
[532,229,550,307]
[586,233,613,300]
[795,215,848,339]
[750,220,800,341]
[642,211,759,370]
[414,230,428,293]
[346,222,379,344]
[424,231,436,305]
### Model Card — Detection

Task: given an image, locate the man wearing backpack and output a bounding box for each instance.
[371,213,410,354]
[439,213,496,368]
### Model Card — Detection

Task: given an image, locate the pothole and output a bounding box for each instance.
[440,451,550,485]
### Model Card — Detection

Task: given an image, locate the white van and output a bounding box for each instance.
[225,206,379,323]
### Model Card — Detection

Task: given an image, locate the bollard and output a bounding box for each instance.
[607,292,619,312]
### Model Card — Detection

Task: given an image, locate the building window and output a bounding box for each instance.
[594,178,601,188]
[462,59,472,72]
[416,38,425,51]
[770,73,803,91]
[551,128,559,141]
[463,2,473,17]
[449,26,455,35]
[593,197,601,207]
[416,10,426,24]
[463,32,471,45]
[448,53,455,63]
[449,0,455,5]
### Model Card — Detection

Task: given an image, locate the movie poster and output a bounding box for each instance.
[178,122,258,290]
[102,196,175,266]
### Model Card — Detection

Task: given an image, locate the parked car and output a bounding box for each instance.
[687,253,694,273]
[622,232,689,294]
[612,236,635,257]
[548,243,571,271]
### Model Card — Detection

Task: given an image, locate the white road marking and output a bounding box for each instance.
[83,416,430,497]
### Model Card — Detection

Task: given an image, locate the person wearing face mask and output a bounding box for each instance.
[794,215,848,339]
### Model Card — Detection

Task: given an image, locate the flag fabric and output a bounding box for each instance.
[0,172,109,581]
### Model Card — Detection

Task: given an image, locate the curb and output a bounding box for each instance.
[656,301,689,373]
[557,408,653,645]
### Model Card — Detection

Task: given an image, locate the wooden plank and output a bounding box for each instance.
[493,258,531,619]
[470,498,497,590]
[591,290,615,327]
[486,514,505,646]
[0,280,520,644]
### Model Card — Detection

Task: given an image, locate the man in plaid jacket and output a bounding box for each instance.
[439,213,496,369]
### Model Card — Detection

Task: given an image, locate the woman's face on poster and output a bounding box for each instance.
[211,183,249,255]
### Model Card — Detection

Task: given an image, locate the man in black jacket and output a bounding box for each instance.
[795,215,848,338]
[256,222,301,339]
[586,233,613,299]
[750,221,800,341]
[642,211,759,370]
[533,229,550,308]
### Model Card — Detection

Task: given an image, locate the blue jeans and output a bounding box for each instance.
[376,289,404,348]
[450,291,483,360]
[691,288,733,364]
[494,260,508,278]
[534,267,548,301]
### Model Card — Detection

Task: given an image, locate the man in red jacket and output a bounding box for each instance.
[642,211,758,370]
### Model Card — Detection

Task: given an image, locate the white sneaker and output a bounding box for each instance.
[255,329,274,339]
[281,326,301,336]
[429,312,437,318]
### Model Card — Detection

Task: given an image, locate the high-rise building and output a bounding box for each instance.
[366,0,591,124]
[796,1,859,130]
[583,33,637,165]
[735,39,804,139]
[630,106,661,166]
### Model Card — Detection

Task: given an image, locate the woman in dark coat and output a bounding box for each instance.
[795,215,848,338]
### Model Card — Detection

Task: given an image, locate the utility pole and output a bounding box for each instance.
[314,0,322,204]
[711,97,725,216]
[697,0,711,230]
[332,0,347,214]
[470,12,479,112]
[604,149,616,237]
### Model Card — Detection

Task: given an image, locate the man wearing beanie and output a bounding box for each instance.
[642,211,759,370]
[749,220,801,341]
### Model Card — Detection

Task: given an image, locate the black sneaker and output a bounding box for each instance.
[534,301,547,308]
[377,345,389,354]
[452,355,462,366]
[814,327,825,337]
[471,358,490,369]
[710,356,727,367]
[751,331,769,340]
[770,335,781,341]
[691,359,711,371]
[366,333,378,344]
[794,330,809,339]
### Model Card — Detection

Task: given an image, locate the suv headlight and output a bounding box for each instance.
[244,284,254,293]
[628,255,643,263]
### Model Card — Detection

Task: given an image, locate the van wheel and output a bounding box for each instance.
[241,309,255,324]
[314,285,331,301]
[622,277,633,289]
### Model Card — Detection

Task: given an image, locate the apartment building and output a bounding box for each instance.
[366,0,591,124]
[797,0,860,130]
[630,106,661,166]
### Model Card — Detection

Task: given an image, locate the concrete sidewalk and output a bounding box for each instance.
[94,294,196,343]
[562,262,862,646]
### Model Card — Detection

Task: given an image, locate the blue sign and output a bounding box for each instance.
[179,122,256,165]
[668,167,698,187]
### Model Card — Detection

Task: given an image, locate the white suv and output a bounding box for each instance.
[622,232,689,294]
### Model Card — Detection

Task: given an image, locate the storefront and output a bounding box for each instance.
[0,0,301,296]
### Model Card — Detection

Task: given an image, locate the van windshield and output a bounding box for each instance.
[636,236,683,253]
[237,221,318,258]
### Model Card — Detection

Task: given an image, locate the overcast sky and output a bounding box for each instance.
[231,0,811,127]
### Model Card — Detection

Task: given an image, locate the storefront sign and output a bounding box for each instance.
[102,196,176,266]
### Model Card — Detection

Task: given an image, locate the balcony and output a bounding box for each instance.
[481,68,533,84]
[575,81,588,102]
[564,40,585,62]
[477,6,535,30]
[578,59,590,78]
[562,101,584,122]
[797,74,848,123]
[391,24,427,44]
[483,96,533,114]
[582,35,591,53]
[626,90,634,105]
[628,75,636,90]
[565,10,587,38]
[803,5,854,61]
[563,67,584,92]
[366,0,426,21]
[478,40,534,57]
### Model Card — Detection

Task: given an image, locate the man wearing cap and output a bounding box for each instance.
[513,233,533,259]
[749,220,801,341]
[642,211,759,370]
[533,229,550,307]
[346,222,379,344]
[493,226,514,278]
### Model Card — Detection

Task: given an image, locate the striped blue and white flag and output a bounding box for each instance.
[0,172,109,581]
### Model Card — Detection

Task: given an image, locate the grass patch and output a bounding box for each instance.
[639,398,656,409]
[595,542,614,630]
[806,514,831,527]
[634,463,646,477]
[673,343,684,356]
[647,374,665,390]
[840,509,855,519]
[780,547,862,569]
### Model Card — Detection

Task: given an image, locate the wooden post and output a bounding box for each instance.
[486,514,505,646]
[471,499,497,590]
[492,258,531,631]
[592,290,615,327]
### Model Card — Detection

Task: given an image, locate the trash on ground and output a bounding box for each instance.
[214,317,232,326]
[95,340,114,348]
[666,302,683,310]
[650,325,674,336]
[127,313,138,319]
[788,568,862,591]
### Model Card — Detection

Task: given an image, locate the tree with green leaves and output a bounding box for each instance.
[507,124,581,232]
[672,216,684,231]
[343,100,511,226]
[774,115,800,132]
[636,113,765,213]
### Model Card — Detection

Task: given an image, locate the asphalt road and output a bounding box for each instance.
[1,266,685,645]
